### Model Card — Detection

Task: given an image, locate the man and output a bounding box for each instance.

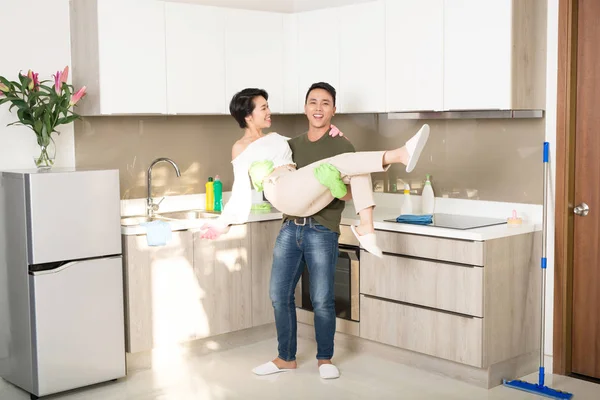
[253,82,354,379]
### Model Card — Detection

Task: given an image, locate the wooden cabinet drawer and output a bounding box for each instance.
[375,229,484,265]
[361,252,483,317]
[359,295,483,367]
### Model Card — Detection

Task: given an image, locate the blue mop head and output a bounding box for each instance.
[503,379,573,399]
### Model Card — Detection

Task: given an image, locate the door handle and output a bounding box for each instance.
[574,203,590,217]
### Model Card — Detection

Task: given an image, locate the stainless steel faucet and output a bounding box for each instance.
[147,158,181,217]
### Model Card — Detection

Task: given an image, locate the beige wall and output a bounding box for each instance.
[75,114,545,204]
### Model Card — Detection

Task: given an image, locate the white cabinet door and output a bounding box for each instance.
[297,8,340,111]
[283,13,301,113]
[165,3,226,114]
[225,9,284,113]
[443,0,513,110]
[385,0,443,112]
[339,1,385,113]
[97,0,167,114]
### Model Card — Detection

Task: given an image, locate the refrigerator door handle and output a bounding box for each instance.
[30,261,81,276]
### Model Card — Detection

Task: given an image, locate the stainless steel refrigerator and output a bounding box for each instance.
[0,168,126,398]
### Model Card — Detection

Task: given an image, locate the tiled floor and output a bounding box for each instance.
[1,327,599,400]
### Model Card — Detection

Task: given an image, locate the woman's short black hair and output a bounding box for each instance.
[229,88,269,129]
[305,82,336,106]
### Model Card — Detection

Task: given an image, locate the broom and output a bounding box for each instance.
[502,142,573,399]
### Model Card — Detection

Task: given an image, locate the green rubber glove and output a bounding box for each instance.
[314,163,347,199]
[249,160,274,192]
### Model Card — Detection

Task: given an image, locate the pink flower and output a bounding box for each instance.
[26,70,40,91]
[70,86,86,106]
[53,70,62,94]
[60,66,69,84]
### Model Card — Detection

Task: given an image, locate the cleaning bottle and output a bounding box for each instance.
[421,174,435,215]
[213,175,223,212]
[205,177,214,211]
[400,183,413,215]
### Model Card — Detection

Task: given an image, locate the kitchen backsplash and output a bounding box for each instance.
[75,114,544,204]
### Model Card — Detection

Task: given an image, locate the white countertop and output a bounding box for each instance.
[121,202,540,241]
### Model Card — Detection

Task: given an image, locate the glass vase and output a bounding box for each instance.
[33,143,56,170]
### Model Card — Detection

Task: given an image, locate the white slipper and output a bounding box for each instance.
[405,124,430,173]
[319,364,340,379]
[350,225,383,258]
[252,361,293,376]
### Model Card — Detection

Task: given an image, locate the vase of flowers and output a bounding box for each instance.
[0,66,86,169]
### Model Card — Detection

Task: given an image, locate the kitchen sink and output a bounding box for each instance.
[121,210,220,227]
[156,210,220,220]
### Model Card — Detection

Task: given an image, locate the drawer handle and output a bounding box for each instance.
[363,294,480,320]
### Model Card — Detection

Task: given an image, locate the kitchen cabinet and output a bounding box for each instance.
[250,220,281,326]
[296,8,341,110]
[192,225,253,338]
[339,1,386,113]
[123,221,281,353]
[282,14,301,113]
[385,0,444,112]
[225,9,285,113]
[358,230,541,386]
[443,0,546,110]
[165,3,227,114]
[71,0,168,115]
[123,231,195,353]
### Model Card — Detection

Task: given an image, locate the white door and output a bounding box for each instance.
[165,3,227,114]
[443,0,513,110]
[30,256,125,396]
[297,8,340,111]
[97,0,167,114]
[225,9,284,113]
[339,1,386,113]
[385,0,444,112]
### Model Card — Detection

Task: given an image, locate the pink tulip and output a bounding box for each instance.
[70,86,87,106]
[61,66,69,84]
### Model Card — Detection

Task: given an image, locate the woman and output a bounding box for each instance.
[200,88,429,257]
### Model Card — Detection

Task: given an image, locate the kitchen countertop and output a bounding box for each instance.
[121,205,540,241]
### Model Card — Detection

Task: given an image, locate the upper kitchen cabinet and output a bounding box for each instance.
[339,1,386,113]
[296,8,340,111]
[165,3,227,114]
[70,0,167,115]
[225,10,285,113]
[282,14,301,114]
[385,0,444,112]
[443,0,546,110]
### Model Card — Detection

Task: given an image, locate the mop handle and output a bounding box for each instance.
[540,142,549,385]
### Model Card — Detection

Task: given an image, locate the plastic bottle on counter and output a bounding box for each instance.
[213,175,223,212]
[421,174,435,215]
[205,177,214,211]
[400,183,413,215]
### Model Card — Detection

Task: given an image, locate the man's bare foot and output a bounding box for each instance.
[318,359,333,367]
[273,357,297,370]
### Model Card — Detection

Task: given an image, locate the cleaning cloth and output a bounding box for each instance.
[396,214,433,225]
[141,220,172,246]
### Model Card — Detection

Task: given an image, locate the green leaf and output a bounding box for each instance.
[58,115,80,125]
[9,99,28,111]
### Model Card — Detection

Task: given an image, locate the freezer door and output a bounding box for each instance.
[27,170,122,264]
[29,256,126,396]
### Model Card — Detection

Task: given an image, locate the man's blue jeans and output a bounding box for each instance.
[269,218,339,361]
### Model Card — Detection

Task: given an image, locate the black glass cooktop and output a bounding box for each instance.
[384,213,507,230]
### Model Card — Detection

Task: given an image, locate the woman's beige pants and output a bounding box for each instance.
[263,151,388,217]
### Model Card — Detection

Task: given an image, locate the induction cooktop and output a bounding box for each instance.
[383,213,507,230]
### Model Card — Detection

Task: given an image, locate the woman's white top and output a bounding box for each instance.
[215,133,294,228]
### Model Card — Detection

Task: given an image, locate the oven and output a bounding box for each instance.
[295,225,360,322]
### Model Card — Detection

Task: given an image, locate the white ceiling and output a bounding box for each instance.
[160,0,376,13]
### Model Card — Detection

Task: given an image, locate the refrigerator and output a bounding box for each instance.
[0,168,126,398]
